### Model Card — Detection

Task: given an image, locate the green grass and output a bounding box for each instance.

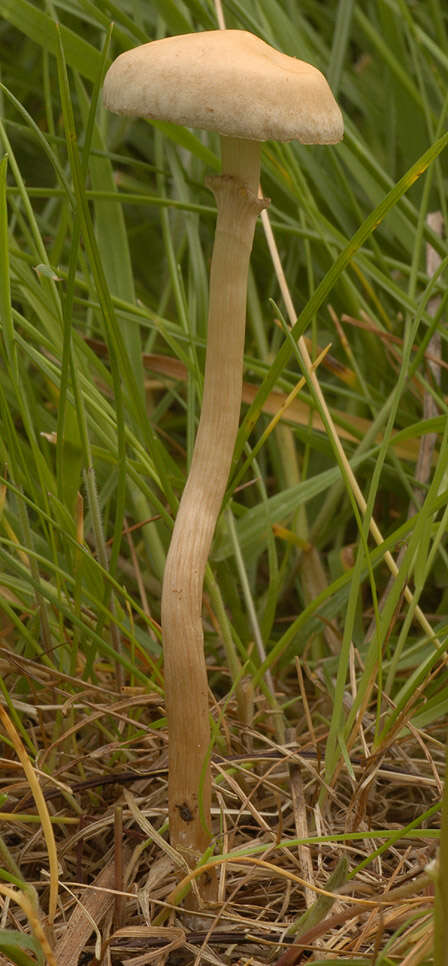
[0,0,448,962]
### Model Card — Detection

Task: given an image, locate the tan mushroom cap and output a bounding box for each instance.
[103,30,343,145]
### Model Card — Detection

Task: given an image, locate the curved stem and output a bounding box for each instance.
[161,137,266,880]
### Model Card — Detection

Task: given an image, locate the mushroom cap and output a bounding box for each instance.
[103,30,343,145]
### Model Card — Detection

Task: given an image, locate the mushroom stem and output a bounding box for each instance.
[161,137,266,880]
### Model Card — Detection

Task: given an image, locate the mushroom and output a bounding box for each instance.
[103,29,343,890]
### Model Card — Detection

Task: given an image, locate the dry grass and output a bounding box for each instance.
[1,646,441,964]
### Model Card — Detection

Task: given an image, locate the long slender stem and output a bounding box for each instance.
[161,138,265,880]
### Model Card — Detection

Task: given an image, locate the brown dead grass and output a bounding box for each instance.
[0,645,442,966]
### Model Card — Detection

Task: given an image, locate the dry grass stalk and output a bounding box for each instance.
[54,846,133,966]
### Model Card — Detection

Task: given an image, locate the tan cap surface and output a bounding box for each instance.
[103,30,343,145]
